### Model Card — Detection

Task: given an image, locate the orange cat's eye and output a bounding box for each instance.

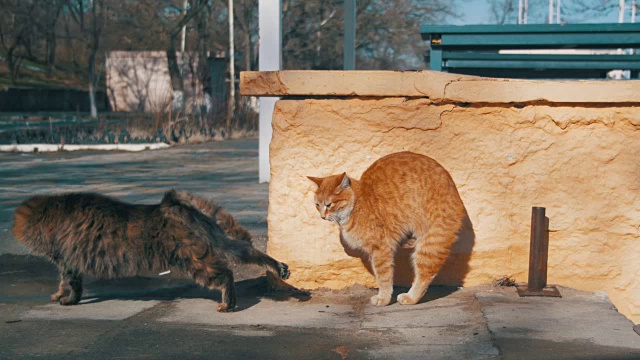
[326,203,332,208]
[315,203,320,208]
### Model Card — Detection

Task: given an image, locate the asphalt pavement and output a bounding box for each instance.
[1,139,639,359]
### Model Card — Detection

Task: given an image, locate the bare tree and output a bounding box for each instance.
[0,24,25,85]
[233,0,259,72]
[282,0,343,70]
[41,0,65,74]
[67,0,106,118]
[490,0,517,24]
[0,0,462,124]
[280,0,457,71]
[165,0,209,95]
[564,0,622,23]
[360,0,457,70]
[0,0,38,85]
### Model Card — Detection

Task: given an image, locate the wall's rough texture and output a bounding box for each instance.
[268,97,640,323]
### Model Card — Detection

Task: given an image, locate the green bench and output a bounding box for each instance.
[420,23,640,79]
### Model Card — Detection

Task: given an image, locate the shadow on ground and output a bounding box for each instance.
[0,254,310,312]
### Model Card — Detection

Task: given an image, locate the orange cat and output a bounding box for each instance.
[308,152,465,306]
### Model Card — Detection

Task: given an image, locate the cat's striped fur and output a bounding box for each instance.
[308,152,465,306]
[12,190,289,312]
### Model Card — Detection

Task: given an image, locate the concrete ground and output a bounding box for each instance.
[1,139,639,359]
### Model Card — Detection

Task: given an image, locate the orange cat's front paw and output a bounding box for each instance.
[397,293,419,305]
[370,294,391,306]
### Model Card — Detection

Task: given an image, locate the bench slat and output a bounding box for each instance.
[421,23,640,36]
[446,59,640,70]
[443,52,640,62]
[437,33,640,48]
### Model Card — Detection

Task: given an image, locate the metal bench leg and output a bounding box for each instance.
[429,48,443,71]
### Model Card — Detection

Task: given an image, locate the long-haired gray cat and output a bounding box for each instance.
[12,190,290,312]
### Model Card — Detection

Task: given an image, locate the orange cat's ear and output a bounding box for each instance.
[307,176,323,187]
[335,173,350,193]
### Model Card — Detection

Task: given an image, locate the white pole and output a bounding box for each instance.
[524,0,528,24]
[632,0,637,23]
[344,0,356,69]
[181,0,187,53]
[549,0,554,24]
[620,0,626,23]
[258,0,282,183]
[518,0,523,24]
[229,0,235,123]
[556,0,561,24]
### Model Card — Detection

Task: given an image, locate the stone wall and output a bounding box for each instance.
[241,71,640,323]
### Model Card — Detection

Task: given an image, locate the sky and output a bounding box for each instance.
[458,0,622,25]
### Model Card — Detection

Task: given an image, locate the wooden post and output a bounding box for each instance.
[429,46,443,71]
[528,207,548,290]
[517,207,561,297]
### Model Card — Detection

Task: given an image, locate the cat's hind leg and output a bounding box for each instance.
[192,264,237,312]
[214,269,237,312]
[369,245,395,306]
[397,227,457,305]
[177,234,238,312]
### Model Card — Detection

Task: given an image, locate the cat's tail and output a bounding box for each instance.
[164,189,253,242]
[160,190,288,279]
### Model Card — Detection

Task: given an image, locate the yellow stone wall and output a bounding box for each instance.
[267,97,640,323]
[240,70,640,322]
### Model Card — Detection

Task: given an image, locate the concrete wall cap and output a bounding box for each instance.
[240,70,640,104]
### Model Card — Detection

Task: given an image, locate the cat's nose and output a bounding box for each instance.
[321,215,326,220]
